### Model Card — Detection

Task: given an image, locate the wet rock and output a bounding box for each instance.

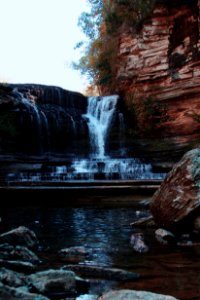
[151,149,200,230]
[0,259,36,274]
[98,289,178,300]
[0,84,21,106]
[138,199,151,207]
[0,282,50,300]
[177,240,200,247]
[155,229,176,245]
[28,269,76,296]
[0,268,26,287]
[59,246,88,263]
[63,265,139,281]
[130,216,155,228]
[130,233,149,253]
[0,243,40,264]
[0,226,38,249]
[77,294,98,300]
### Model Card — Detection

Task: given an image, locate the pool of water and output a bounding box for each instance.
[1,203,200,300]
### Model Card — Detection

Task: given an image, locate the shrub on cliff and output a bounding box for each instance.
[125,93,167,136]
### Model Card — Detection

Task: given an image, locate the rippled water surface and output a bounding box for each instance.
[1,203,200,300]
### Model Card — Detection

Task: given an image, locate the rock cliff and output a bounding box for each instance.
[0,84,89,156]
[105,0,200,161]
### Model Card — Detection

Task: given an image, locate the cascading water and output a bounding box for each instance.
[5,90,166,183]
[65,95,165,180]
[84,96,118,158]
[10,85,88,155]
[21,96,45,152]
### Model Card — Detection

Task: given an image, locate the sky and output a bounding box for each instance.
[0,0,89,93]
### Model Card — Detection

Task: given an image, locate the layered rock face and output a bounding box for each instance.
[109,0,200,159]
[0,84,89,156]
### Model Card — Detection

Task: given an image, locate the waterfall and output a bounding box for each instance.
[4,85,166,182]
[21,97,43,151]
[84,96,118,158]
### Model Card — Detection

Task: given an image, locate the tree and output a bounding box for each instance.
[73,0,156,92]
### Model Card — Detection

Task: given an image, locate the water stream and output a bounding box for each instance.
[1,204,200,300]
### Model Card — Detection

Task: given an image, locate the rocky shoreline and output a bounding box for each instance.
[0,222,180,300]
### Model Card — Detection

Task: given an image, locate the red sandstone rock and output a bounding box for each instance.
[103,1,200,150]
[151,148,200,229]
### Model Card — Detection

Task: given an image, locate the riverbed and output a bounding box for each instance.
[1,197,200,300]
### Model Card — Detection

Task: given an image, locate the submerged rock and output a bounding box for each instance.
[130,233,149,253]
[155,229,176,245]
[0,226,38,249]
[130,216,155,228]
[58,246,88,263]
[63,265,139,281]
[98,289,178,300]
[177,233,200,247]
[77,294,98,300]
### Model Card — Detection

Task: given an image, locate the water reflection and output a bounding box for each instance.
[1,206,200,299]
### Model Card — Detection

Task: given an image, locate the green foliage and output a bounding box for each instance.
[107,0,156,29]
[125,92,167,136]
[73,0,156,89]
[78,0,103,40]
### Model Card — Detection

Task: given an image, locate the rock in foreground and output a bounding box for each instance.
[151,149,200,230]
[98,289,178,300]
[0,282,49,300]
[0,226,38,249]
[28,269,76,296]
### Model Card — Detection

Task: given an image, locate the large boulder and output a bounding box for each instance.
[151,148,200,229]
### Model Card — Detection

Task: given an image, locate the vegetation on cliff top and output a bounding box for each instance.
[73,0,156,93]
